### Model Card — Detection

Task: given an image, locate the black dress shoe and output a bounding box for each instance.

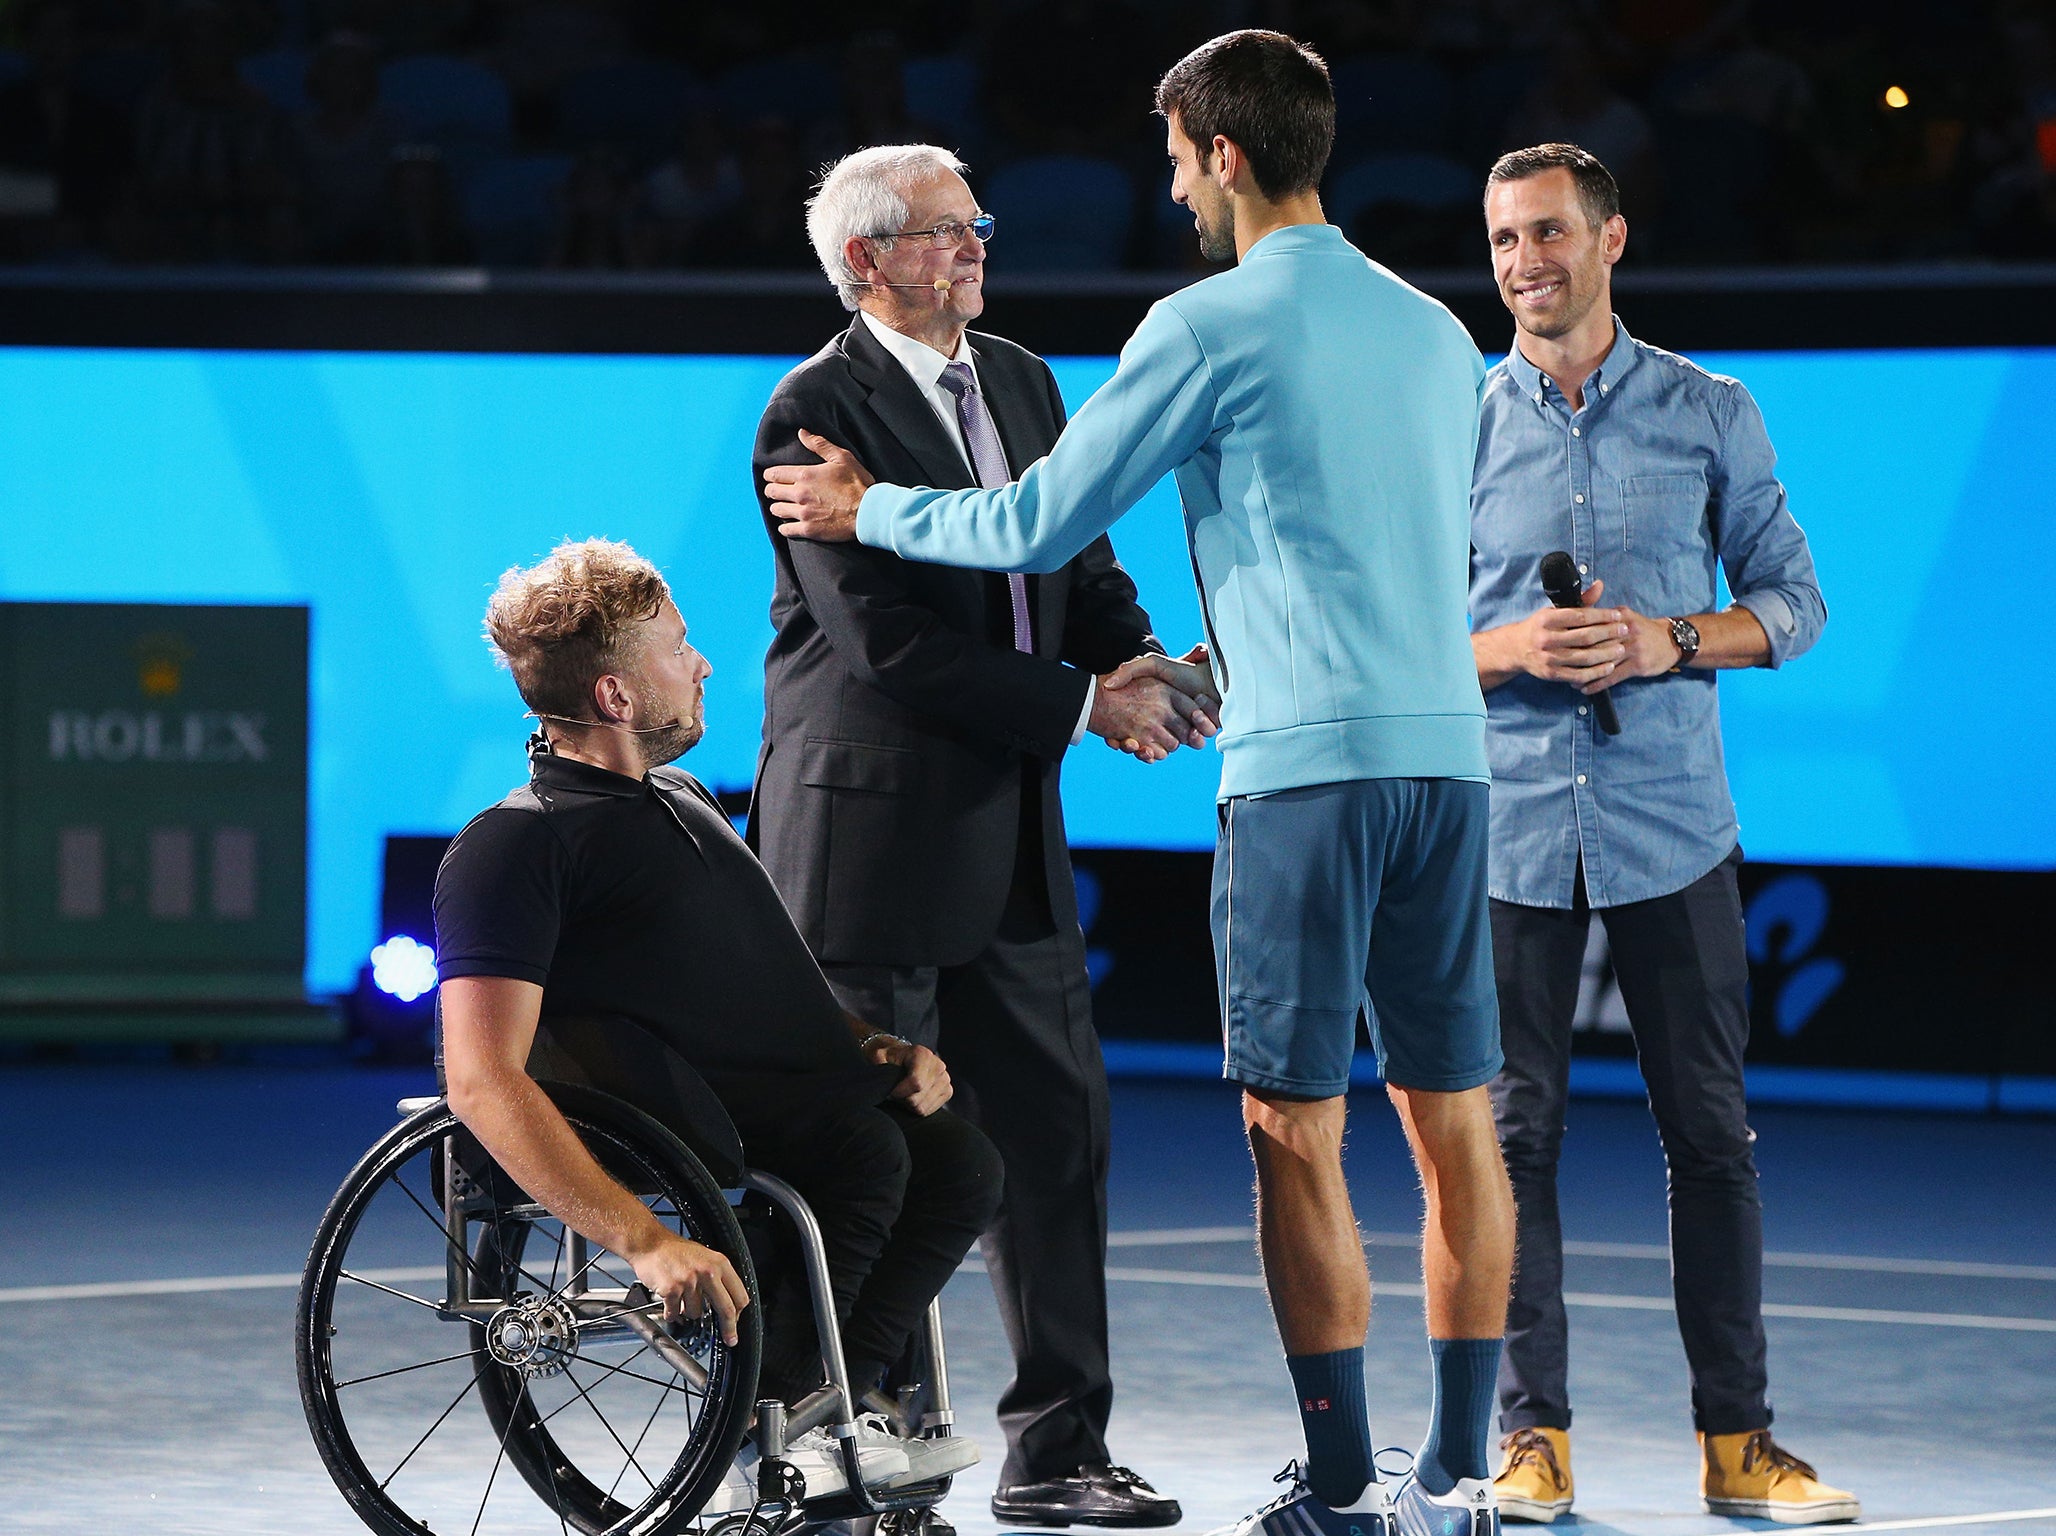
[991,1464,1182,1528]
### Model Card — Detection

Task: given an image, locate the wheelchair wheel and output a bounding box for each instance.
[297,1086,761,1536]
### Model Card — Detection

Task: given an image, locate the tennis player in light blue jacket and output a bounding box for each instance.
[767,31,1513,1536]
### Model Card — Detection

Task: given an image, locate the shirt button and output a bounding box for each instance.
[1578,562,1588,575]
[1541,375,1552,386]
[1577,705,1589,716]
[1574,493,1585,504]
[1571,427,1581,437]
[1576,773,1588,785]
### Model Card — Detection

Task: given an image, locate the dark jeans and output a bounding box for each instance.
[748,1102,1003,1403]
[1489,847,1771,1436]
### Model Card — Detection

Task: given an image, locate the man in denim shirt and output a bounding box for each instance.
[1468,145,1855,1526]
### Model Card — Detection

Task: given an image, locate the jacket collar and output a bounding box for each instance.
[842,314,977,488]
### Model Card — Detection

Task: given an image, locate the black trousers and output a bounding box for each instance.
[825,887,1113,1486]
[1489,847,1771,1436]
[748,1101,1003,1403]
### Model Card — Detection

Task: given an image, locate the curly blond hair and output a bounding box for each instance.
[484,538,670,720]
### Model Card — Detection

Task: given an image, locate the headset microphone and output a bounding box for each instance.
[869,278,963,291]
[530,711,685,735]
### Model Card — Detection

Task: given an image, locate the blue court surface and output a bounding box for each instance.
[4,1063,2052,1535]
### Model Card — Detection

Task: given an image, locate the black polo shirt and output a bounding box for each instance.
[434,745,897,1126]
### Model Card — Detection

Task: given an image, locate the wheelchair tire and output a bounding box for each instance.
[297,1086,761,1536]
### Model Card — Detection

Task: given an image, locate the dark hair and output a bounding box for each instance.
[1154,30,1334,199]
[1485,143,1621,228]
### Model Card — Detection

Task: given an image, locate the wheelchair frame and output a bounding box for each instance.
[296,1082,965,1536]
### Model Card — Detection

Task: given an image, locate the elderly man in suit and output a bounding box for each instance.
[746,144,1211,1529]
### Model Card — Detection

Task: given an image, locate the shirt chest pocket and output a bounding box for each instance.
[1621,472,1708,555]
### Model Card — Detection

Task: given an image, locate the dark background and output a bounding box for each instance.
[2,0,2055,277]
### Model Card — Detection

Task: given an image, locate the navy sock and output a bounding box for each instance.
[1415,1338,1503,1495]
[1285,1348,1374,1508]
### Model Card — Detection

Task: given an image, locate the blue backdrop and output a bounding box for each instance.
[2,345,2049,991]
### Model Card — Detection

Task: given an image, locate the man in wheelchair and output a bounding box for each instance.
[432,537,1005,1506]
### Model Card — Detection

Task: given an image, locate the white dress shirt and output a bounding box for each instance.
[857,309,1094,745]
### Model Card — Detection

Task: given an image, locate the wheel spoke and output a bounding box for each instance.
[470,1370,530,1536]
[479,1196,571,1300]
[606,1374,675,1504]
[556,1364,658,1493]
[335,1346,483,1391]
[387,1165,511,1291]
[551,1342,701,1405]
[524,1368,578,1536]
[379,1365,484,1492]
[339,1269,448,1313]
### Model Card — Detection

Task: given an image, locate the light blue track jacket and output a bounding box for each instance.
[856,222,1490,800]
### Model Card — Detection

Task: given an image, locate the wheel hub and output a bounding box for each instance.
[485,1294,579,1376]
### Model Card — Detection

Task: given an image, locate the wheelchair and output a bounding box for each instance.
[296,1067,967,1536]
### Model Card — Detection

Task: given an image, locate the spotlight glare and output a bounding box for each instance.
[1883,85,1911,110]
[370,935,439,1003]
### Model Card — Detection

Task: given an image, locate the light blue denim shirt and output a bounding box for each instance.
[1470,315,1826,909]
[858,223,1490,800]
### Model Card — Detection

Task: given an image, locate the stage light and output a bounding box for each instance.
[369,935,439,1003]
[1883,85,1910,109]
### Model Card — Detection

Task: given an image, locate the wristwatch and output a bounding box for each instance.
[1667,616,1701,671]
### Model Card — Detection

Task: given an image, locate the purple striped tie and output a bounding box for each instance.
[938,361,1033,654]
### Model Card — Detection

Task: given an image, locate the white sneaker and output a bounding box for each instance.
[1203,1463,1395,1536]
[784,1416,913,1497]
[883,1431,981,1489]
[1393,1473,1498,1536]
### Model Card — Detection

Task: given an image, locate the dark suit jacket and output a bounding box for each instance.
[747,316,1159,968]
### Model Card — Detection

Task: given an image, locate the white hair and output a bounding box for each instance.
[807,144,968,312]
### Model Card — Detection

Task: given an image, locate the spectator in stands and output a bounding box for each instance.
[486,0,629,130]
[1499,19,1658,242]
[548,145,636,269]
[639,102,742,267]
[377,142,472,265]
[1975,10,2056,257]
[707,112,812,269]
[803,31,945,168]
[290,30,398,262]
[1643,9,1811,261]
[305,0,473,58]
[0,0,132,260]
[132,0,295,261]
[983,0,1153,160]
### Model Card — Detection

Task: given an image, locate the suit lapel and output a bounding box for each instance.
[843,318,976,490]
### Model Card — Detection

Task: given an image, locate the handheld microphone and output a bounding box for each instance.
[1538,551,1621,737]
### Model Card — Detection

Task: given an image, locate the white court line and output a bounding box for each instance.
[1838,1509,2056,1531]
[0,1267,440,1305]
[993,1261,2056,1332]
[1110,1226,2056,1283]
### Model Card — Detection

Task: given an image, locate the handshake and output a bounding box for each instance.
[1090,643,1221,764]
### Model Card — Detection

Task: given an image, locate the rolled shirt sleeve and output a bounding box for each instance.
[1712,380,1827,668]
[857,299,1219,574]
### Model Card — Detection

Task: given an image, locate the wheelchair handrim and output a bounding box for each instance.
[295,1102,757,1536]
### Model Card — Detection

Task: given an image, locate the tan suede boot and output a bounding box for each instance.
[1492,1427,1572,1523]
[1700,1430,1860,1524]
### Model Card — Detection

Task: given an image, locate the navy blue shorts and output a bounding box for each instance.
[1210,777,1501,1098]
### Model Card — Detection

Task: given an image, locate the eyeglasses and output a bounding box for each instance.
[870,214,996,247]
